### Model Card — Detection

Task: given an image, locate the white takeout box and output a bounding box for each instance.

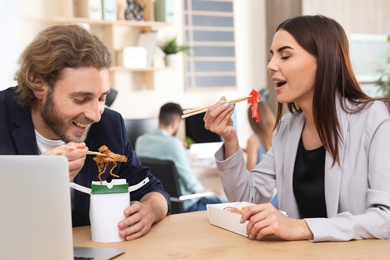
[207,202,255,237]
[69,177,150,243]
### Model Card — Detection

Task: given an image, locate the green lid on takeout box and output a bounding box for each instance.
[91,180,129,195]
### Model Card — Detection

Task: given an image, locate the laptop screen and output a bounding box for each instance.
[0,155,74,259]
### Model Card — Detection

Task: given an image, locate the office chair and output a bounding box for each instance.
[105,89,118,107]
[138,157,218,214]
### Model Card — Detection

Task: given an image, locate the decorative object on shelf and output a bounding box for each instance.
[118,47,147,68]
[125,0,146,21]
[102,0,117,21]
[74,0,102,20]
[158,36,190,67]
[116,0,127,20]
[154,0,175,23]
[137,31,158,68]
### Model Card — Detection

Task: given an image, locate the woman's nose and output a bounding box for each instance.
[267,58,278,72]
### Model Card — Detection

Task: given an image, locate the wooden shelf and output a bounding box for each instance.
[44,17,171,30]
[42,0,172,90]
[110,66,165,72]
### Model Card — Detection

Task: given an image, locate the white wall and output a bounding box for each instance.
[0,0,20,87]
[302,0,390,34]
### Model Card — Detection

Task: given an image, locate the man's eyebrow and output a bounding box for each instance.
[269,46,294,55]
[69,90,110,97]
[69,92,94,97]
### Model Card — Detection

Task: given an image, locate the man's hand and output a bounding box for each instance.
[44,142,88,181]
[118,192,168,241]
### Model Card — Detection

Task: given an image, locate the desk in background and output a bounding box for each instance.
[188,142,226,198]
[73,211,390,259]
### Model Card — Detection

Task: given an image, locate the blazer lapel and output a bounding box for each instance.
[324,152,342,217]
[9,98,39,154]
[280,113,305,218]
[324,99,350,217]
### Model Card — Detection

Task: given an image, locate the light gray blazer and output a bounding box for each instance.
[215,99,390,242]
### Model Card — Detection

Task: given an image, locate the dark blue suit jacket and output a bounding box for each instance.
[0,87,171,226]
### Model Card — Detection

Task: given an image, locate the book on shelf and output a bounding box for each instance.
[136,31,158,68]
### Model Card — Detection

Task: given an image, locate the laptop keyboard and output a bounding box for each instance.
[74,257,94,260]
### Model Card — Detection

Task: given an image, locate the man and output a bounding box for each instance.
[0,25,170,241]
[135,102,224,212]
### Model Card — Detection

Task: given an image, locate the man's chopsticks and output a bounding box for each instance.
[86,151,108,156]
[55,147,107,156]
[182,95,250,119]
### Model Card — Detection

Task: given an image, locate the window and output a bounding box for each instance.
[183,0,236,90]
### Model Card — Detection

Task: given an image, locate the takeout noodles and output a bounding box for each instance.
[93,145,128,184]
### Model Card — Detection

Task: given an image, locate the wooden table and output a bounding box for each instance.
[73,211,390,259]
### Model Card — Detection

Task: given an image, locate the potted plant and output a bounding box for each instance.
[158,36,190,67]
[375,35,390,98]
[376,57,390,98]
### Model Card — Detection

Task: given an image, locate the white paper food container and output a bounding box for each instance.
[207,202,255,237]
[69,177,150,243]
[89,179,129,243]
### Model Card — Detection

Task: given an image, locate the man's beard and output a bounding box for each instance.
[41,91,91,143]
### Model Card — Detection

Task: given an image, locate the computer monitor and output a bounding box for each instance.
[124,117,158,146]
[184,112,222,143]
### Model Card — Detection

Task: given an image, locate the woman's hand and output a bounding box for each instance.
[203,97,236,141]
[241,203,313,241]
[203,97,240,158]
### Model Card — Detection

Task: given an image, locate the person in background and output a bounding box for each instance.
[0,24,170,241]
[136,102,225,212]
[203,15,390,242]
[245,89,275,170]
[245,90,278,208]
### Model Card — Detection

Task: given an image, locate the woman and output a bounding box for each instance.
[203,15,390,242]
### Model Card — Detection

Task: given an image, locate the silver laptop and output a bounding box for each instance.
[0,155,124,260]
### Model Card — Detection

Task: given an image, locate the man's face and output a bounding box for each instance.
[38,67,110,143]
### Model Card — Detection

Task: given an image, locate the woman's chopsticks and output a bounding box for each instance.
[182,95,250,119]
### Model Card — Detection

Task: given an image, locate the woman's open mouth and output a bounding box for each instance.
[276,81,287,87]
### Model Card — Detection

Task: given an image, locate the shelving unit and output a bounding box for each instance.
[46,17,169,30]
[43,0,172,90]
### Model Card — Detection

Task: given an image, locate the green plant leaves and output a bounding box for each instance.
[158,36,190,55]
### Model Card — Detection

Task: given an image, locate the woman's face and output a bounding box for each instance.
[267,29,317,109]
